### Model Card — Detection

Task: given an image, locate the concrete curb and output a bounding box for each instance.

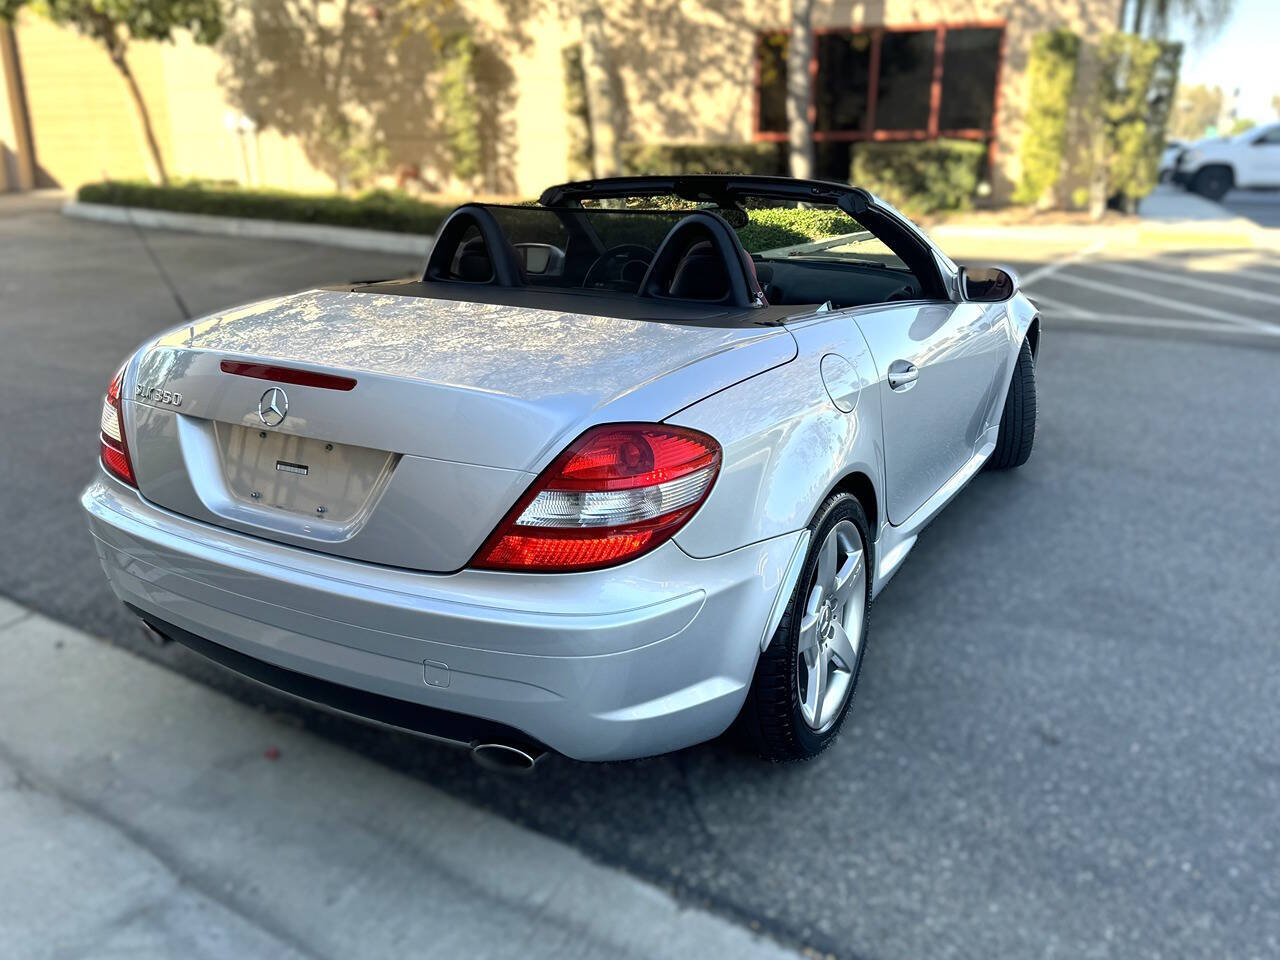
[62,201,434,256]
[0,596,804,960]
[932,221,1275,250]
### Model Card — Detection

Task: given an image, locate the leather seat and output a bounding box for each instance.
[668,242,730,300]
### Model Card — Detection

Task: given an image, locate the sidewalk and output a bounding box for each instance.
[0,597,801,960]
[0,189,66,217]
[934,184,1279,254]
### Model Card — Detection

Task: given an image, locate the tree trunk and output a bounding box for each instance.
[786,0,814,178]
[1130,0,1148,34]
[577,0,620,177]
[108,45,169,185]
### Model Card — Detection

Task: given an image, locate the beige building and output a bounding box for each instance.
[1,0,1121,202]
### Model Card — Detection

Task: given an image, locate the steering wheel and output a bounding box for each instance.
[583,244,655,293]
[885,283,918,303]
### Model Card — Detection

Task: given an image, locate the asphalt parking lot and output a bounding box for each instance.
[1219,188,1280,229]
[3,206,1279,960]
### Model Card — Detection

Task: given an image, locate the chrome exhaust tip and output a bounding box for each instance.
[138,619,172,647]
[470,742,544,774]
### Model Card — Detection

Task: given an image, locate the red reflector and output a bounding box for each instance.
[478,528,655,570]
[219,361,356,391]
[100,437,134,485]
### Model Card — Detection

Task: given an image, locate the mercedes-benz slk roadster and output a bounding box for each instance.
[83,176,1039,769]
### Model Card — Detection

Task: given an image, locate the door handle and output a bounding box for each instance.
[887,361,919,391]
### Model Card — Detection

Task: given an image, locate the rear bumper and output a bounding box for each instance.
[83,474,801,761]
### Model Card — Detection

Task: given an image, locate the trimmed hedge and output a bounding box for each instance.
[620,142,786,176]
[736,208,856,252]
[76,179,862,252]
[1014,29,1081,206]
[77,180,457,235]
[850,139,986,215]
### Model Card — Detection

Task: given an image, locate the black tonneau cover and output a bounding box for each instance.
[334,278,815,328]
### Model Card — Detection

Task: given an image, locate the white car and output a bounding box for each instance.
[1174,122,1280,199]
[1158,139,1185,182]
[82,176,1040,769]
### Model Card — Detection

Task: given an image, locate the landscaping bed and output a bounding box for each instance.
[77,181,459,235]
[76,180,863,252]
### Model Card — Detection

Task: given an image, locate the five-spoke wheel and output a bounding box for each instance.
[740,492,872,761]
[797,520,865,732]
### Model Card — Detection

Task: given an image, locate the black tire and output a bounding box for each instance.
[1191,165,1233,201]
[738,493,872,762]
[987,336,1037,471]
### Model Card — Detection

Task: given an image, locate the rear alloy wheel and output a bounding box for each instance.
[740,494,871,761]
[1191,165,1233,201]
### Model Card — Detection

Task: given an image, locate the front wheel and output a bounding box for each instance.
[1191,165,1233,201]
[986,336,1037,471]
[739,493,872,761]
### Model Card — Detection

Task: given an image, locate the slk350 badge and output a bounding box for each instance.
[135,383,183,407]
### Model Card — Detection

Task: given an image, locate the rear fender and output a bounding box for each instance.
[668,313,884,559]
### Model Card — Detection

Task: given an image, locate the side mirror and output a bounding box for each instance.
[512,243,565,277]
[961,265,1016,302]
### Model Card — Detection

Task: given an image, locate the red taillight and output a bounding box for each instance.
[471,424,721,572]
[100,365,136,487]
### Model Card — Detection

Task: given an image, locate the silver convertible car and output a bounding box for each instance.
[83,175,1039,769]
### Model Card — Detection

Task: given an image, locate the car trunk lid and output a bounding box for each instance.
[124,289,794,571]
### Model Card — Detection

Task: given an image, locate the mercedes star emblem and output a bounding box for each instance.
[258,387,288,427]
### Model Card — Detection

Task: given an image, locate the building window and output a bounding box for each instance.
[875,29,936,132]
[756,32,789,134]
[755,24,1004,142]
[816,32,872,132]
[939,28,1003,131]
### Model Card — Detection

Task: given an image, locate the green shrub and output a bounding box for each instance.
[77,180,458,234]
[1089,34,1183,210]
[1014,29,1081,206]
[735,208,857,253]
[620,142,786,176]
[440,35,481,183]
[562,45,594,179]
[849,140,986,215]
[76,179,864,251]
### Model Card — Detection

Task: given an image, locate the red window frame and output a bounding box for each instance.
[752,22,1007,166]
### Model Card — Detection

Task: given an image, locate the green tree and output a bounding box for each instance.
[1014,29,1080,207]
[0,0,221,184]
[1168,83,1223,140]
[786,0,814,178]
[1079,34,1181,215]
[1123,0,1235,38]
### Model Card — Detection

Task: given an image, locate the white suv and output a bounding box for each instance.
[1174,123,1280,200]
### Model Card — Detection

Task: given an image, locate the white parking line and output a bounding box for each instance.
[1043,270,1276,331]
[1227,265,1280,286]
[1020,239,1107,286]
[1025,291,1097,317]
[1077,259,1280,308]
[1044,313,1280,336]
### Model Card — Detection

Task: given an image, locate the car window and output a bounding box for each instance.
[769,231,911,272]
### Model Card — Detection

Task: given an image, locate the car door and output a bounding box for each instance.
[851,299,1008,525]
[1240,126,1280,187]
